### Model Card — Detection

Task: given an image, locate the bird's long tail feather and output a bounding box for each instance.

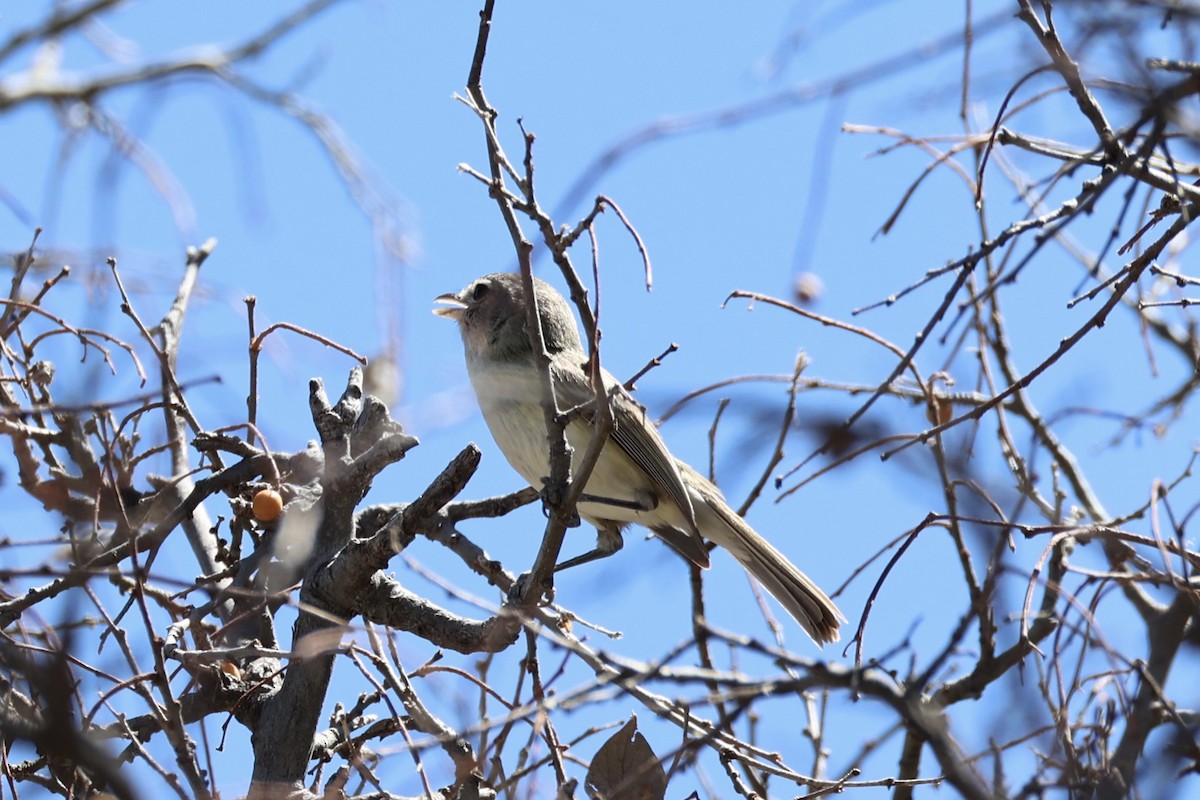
[693,488,845,645]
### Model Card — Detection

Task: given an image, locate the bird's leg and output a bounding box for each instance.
[538,481,653,523]
[554,524,624,572]
[577,493,654,511]
[552,492,651,571]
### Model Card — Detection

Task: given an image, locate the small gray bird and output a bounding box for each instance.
[435,272,844,644]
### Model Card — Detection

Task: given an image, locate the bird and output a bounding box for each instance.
[435,272,845,644]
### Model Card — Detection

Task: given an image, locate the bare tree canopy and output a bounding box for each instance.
[0,1,1197,798]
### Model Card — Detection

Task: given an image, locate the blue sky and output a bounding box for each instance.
[2,1,1195,796]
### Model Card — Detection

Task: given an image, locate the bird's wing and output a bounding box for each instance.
[551,357,700,535]
[607,386,699,533]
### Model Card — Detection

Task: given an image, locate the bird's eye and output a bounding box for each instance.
[472,282,490,301]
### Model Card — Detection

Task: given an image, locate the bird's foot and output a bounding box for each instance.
[537,480,581,527]
[510,570,555,606]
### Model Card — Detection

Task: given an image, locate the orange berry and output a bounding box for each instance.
[252,488,283,522]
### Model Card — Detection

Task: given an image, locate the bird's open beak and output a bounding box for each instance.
[433,292,466,320]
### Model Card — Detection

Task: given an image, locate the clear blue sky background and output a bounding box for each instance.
[2,1,1194,796]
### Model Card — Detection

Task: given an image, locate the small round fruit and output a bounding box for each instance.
[252,488,283,522]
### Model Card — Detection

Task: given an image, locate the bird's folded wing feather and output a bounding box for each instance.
[550,359,700,535]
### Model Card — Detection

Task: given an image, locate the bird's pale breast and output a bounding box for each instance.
[466,356,690,531]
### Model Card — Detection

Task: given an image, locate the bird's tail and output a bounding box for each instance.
[687,472,845,645]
